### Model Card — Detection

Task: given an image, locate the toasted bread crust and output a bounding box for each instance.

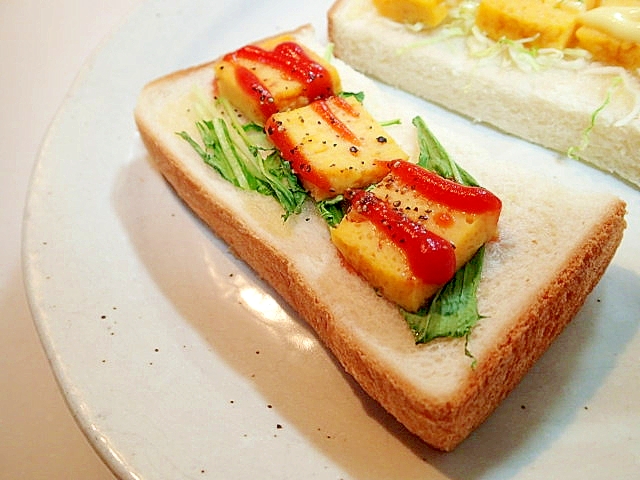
[134,26,626,451]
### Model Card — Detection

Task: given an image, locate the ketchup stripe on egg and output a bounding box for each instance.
[346,189,457,285]
[310,97,361,145]
[232,65,278,120]
[265,117,334,194]
[224,42,336,114]
[388,161,502,214]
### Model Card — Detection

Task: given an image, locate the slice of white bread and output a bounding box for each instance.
[328,0,640,188]
[134,25,626,451]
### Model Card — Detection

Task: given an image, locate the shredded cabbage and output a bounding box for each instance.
[398,0,640,124]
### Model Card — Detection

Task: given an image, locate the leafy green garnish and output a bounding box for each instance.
[338,91,365,103]
[404,245,485,346]
[177,98,307,220]
[338,90,401,127]
[316,195,346,228]
[380,118,402,128]
[413,116,478,186]
[404,116,487,349]
[568,76,623,159]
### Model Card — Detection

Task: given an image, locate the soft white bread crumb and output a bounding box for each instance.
[328,0,640,188]
[134,25,626,451]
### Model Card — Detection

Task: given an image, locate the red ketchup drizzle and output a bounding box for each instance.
[310,97,360,145]
[225,41,336,120]
[387,161,502,214]
[233,65,277,118]
[346,189,457,285]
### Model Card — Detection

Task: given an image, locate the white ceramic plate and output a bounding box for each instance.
[23,1,640,478]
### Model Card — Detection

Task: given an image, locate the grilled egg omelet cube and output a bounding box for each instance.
[599,0,640,6]
[575,3,640,69]
[575,25,640,69]
[215,34,341,124]
[330,202,443,312]
[372,0,450,28]
[476,0,579,48]
[265,95,408,200]
[371,169,500,273]
[330,163,501,312]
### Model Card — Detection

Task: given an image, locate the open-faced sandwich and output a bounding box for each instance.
[329,0,640,188]
[134,25,626,451]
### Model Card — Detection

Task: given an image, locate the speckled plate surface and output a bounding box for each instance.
[22,0,640,478]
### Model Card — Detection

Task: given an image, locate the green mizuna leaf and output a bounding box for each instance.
[404,116,488,348]
[177,97,307,220]
[413,116,478,186]
[316,195,346,228]
[404,245,485,344]
[338,90,365,103]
